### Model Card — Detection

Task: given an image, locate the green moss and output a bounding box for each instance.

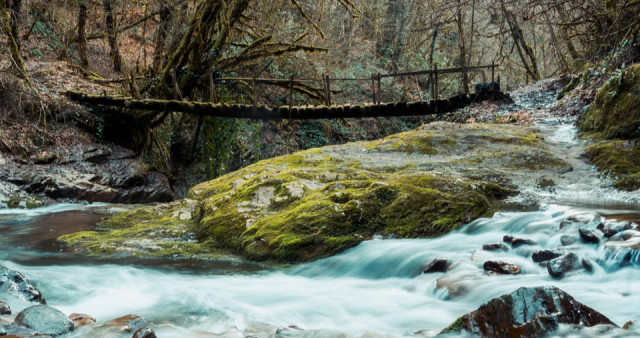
[585,140,640,191]
[579,65,640,139]
[440,317,464,334]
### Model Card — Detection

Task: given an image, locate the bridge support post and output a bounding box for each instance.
[376,73,381,104]
[434,64,439,100]
[370,74,376,104]
[491,61,495,101]
[289,75,294,113]
[325,74,332,106]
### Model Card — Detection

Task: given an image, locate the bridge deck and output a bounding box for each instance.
[65,90,505,120]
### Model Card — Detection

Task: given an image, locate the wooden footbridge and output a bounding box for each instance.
[66,64,503,120]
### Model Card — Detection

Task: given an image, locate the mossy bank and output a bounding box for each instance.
[577,64,640,191]
[60,122,571,263]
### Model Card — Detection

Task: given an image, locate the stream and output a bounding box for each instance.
[1,81,639,337]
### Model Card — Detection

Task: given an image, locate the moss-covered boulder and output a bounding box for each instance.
[60,122,570,263]
[585,140,640,191]
[579,65,640,139]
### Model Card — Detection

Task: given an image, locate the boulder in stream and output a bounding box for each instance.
[69,313,96,327]
[102,314,152,333]
[579,228,600,244]
[547,252,580,279]
[483,261,521,275]
[440,286,616,337]
[0,265,46,304]
[532,248,565,263]
[422,259,448,273]
[503,235,537,248]
[482,243,508,251]
[0,300,9,315]
[0,322,39,337]
[15,305,74,336]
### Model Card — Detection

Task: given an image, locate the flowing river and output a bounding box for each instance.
[1,81,639,337]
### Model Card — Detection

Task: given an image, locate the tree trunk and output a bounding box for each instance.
[10,0,20,50]
[1,0,27,75]
[78,0,89,68]
[501,1,540,81]
[104,0,122,72]
[153,0,172,71]
[456,0,469,93]
[377,0,402,62]
[556,4,581,62]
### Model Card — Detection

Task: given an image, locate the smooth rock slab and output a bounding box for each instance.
[440,286,616,337]
[0,266,46,304]
[15,305,74,336]
[422,259,448,273]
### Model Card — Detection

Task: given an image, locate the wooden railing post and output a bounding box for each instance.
[434,64,439,100]
[289,75,294,112]
[376,73,382,104]
[252,75,257,110]
[371,74,376,104]
[325,74,332,106]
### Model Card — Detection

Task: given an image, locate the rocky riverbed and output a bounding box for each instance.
[0,77,639,337]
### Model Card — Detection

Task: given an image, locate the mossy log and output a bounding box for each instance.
[65,90,506,120]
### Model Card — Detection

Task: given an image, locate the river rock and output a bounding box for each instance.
[623,320,638,330]
[503,235,536,248]
[582,258,594,272]
[69,313,96,327]
[0,266,46,304]
[82,147,112,164]
[0,322,39,337]
[532,248,564,262]
[483,261,521,275]
[440,286,616,336]
[560,235,578,246]
[579,228,599,244]
[482,243,508,251]
[0,300,10,315]
[133,327,158,338]
[422,259,448,273]
[547,252,580,279]
[102,314,151,333]
[15,305,74,336]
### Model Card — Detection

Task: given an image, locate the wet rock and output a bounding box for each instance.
[547,253,580,279]
[560,235,579,246]
[623,320,638,330]
[83,147,111,164]
[482,243,508,251]
[102,314,151,333]
[0,300,9,315]
[440,286,616,337]
[276,325,348,338]
[582,258,594,272]
[69,313,96,327]
[579,228,599,244]
[422,259,448,273]
[601,228,618,238]
[0,266,46,304]
[31,152,57,165]
[503,235,536,248]
[133,327,158,338]
[532,249,565,263]
[483,261,521,275]
[15,305,74,336]
[0,322,39,337]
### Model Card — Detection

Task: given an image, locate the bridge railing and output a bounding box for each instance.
[211,63,498,108]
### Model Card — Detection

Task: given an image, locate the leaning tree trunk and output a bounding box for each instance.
[78,0,89,68]
[104,0,122,72]
[10,0,20,50]
[502,1,540,81]
[1,0,27,76]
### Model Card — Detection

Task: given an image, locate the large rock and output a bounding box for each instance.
[69,313,96,327]
[0,266,46,304]
[15,305,74,336]
[101,314,151,333]
[531,248,564,263]
[60,122,574,262]
[440,286,616,337]
[579,228,600,244]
